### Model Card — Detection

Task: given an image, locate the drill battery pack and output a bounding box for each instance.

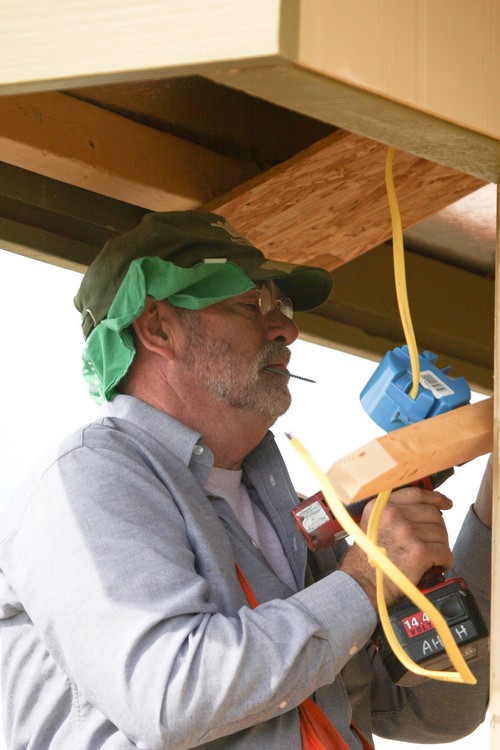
[372,576,489,686]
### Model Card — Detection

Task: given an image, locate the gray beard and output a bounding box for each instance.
[178,314,291,423]
[204,339,292,422]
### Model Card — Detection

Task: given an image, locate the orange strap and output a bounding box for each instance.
[235,562,259,608]
[235,563,374,750]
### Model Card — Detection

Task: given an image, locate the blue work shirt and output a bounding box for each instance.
[0,395,491,748]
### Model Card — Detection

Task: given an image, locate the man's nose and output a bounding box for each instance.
[263,311,299,345]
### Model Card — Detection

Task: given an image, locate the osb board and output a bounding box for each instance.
[209,130,485,271]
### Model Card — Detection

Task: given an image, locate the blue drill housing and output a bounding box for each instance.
[360,346,471,432]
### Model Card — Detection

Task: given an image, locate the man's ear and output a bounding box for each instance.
[131,296,176,359]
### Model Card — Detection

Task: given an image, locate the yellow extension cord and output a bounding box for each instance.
[289,146,475,685]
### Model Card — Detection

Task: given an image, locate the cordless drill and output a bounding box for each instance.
[291,469,489,686]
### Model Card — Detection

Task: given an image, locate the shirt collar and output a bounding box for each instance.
[105,395,214,480]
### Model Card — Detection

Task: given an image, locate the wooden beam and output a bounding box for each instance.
[327,397,493,504]
[69,78,335,173]
[0,218,96,274]
[206,65,500,183]
[296,244,494,394]
[294,0,500,142]
[0,0,283,94]
[0,92,259,211]
[297,316,493,397]
[208,130,486,270]
[0,161,149,272]
[490,185,500,747]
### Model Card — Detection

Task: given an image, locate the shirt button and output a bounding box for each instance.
[348,644,358,656]
[193,445,204,456]
[279,700,288,709]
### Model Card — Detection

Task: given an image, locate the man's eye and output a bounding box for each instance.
[237,301,260,315]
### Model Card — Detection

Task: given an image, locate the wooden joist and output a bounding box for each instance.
[296,243,494,393]
[327,397,493,504]
[0,94,485,272]
[207,65,500,184]
[0,92,258,210]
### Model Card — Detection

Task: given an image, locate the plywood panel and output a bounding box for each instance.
[209,131,485,270]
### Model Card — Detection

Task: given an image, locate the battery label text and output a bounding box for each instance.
[402,611,433,638]
[296,501,330,534]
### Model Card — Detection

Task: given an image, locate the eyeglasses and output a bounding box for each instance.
[258,280,293,320]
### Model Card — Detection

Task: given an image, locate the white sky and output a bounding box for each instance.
[0,248,490,749]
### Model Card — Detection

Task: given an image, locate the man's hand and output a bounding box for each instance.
[339,486,453,610]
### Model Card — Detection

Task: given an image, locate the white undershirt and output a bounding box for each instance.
[204,466,297,591]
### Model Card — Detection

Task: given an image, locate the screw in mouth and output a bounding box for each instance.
[263,366,316,383]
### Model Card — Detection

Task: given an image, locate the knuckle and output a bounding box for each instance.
[390,486,416,502]
[382,504,400,523]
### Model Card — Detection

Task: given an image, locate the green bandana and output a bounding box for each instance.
[82,257,255,403]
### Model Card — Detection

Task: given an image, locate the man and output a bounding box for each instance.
[0,211,491,749]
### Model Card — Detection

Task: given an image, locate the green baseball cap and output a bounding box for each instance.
[75,211,332,339]
[74,211,333,403]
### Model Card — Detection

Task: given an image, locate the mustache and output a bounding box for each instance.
[258,342,291,369]
[259,342,316,383]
